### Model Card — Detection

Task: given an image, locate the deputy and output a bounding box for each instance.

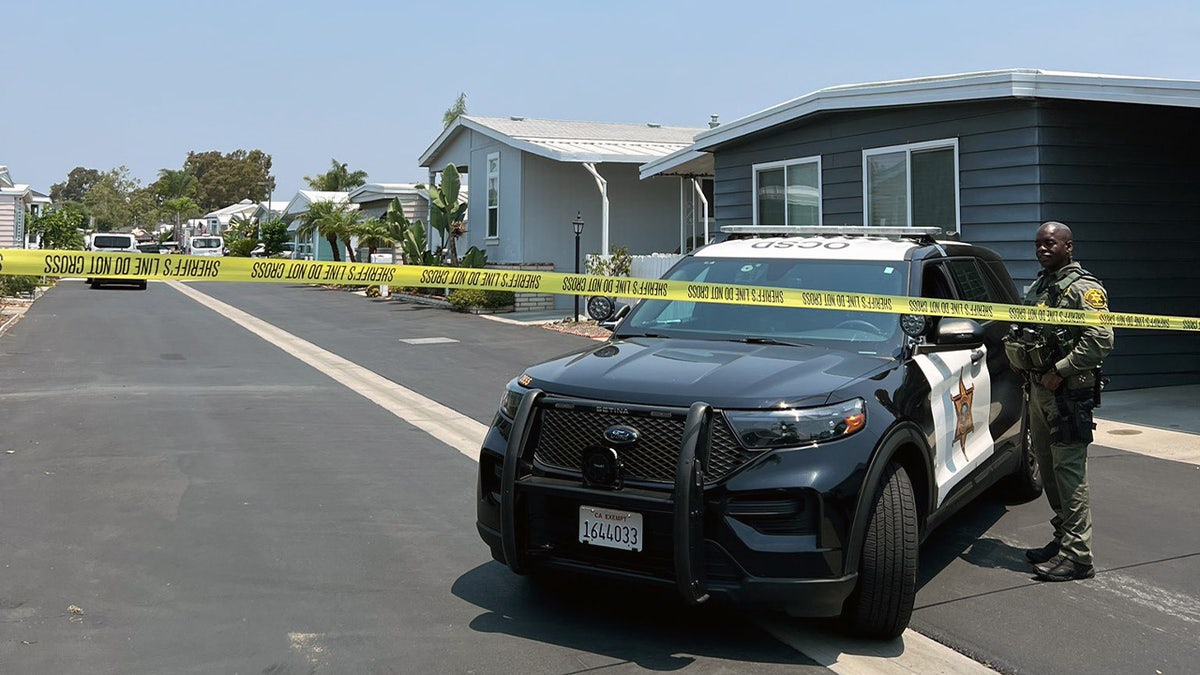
[1016,221,1114,582]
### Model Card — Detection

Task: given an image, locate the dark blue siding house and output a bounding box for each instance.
[642,69,1200,390]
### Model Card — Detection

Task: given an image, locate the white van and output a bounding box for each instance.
[185,235,225,257]
[86,232,146,290]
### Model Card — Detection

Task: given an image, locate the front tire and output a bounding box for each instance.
[843,462,918,639]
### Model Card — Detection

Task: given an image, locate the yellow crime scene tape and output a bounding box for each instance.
[1,249,1197,332]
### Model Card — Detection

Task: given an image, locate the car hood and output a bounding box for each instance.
[520,337,896,409]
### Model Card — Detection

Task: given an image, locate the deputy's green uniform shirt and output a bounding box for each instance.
[1023,261,1114,566]
[1024,261,1115,380]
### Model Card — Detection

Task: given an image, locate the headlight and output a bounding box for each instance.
[724,398,866,449]
[498,388,523,420]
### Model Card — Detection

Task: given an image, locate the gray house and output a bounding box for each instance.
[642,69,1200,390]
[419,116,708,310]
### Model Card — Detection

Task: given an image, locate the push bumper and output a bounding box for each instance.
[479,389,859,617]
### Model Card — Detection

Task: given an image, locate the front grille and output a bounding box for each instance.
[533,403,753,484]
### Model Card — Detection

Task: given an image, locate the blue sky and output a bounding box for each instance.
[3,0,1198,199]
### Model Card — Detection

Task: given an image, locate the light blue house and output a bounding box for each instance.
[418,116,711,309]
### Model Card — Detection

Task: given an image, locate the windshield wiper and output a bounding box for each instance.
[614,331,665,339]
[732,336,809,347]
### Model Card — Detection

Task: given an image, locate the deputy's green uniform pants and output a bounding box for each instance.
[1029,382,1094,566]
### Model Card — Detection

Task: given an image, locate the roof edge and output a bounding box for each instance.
[693,68,1200,150]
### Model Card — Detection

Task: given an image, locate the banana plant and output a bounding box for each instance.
[418,163,467,266]
[460,246,488,269]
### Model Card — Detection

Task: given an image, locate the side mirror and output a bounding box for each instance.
[912,317,984,355]
[932,317,984,347]
[597,303,630,331]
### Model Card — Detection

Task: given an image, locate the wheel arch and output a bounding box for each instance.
[841,422,934,576]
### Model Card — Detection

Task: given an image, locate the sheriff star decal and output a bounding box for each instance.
[951,370,975,460]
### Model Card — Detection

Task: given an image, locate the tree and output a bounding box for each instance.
[162,197,199,242]
[350,218,395,258]
[304,158,368,192]
[151,169,197,203]
[294,201,359,263]
[183,149,273,213]
[30,208,85,250]
[417,163,467,265]
[443,92,467,129]
[82,167,141,232]
[50,167,101,204]
[259,217,290,256]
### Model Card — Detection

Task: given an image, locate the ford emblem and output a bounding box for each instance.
[603,425,639,445]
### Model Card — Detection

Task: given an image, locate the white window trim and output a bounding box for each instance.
[862,138,961,234]
[486,151,500,240]
[752,155,823,226]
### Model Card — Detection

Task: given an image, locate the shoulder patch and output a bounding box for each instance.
[1083,287,1108,309]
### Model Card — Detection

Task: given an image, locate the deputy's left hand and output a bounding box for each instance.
[1040,371,1064,391]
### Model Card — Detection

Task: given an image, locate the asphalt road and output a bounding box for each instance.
[1,280,1196,674]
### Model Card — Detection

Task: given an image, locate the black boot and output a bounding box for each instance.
[1025,540,1060,564]
[1035,555,1095,582]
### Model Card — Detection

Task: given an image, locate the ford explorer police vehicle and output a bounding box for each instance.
[476,225,1039,639]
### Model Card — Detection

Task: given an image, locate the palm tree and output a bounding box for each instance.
[162,196,198,243]
[295,201,359,262]
[350,218,397,258]
[303,159,368,192]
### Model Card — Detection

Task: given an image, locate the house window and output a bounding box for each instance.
[863,139,959,232]
[486,152,499,238]
[753,157,821,226]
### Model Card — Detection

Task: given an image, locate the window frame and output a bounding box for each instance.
[486,151,500,240]
[751,155,822,226]
[862,138,960,234]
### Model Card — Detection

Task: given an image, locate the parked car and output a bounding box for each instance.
[86,232,146,290]
[476,225,1038,638]
[184,235,225,257]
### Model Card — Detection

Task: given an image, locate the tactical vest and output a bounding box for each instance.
[1004,265,1103,379]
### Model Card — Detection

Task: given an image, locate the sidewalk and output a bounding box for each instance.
[1091,384,1200,464]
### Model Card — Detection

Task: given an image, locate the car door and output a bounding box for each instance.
[912,260,996,506]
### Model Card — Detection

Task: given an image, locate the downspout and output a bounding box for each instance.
[679,176,685,255]
[427,167,437,256]
[581,162,609,255]
[692,178,709,248]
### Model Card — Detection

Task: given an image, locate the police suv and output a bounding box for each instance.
[476,226,1039,638]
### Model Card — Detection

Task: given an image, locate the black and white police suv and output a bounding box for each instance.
[476,225,1039,638]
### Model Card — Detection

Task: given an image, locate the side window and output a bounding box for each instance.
[486,152,500,239]
[921,263,956,299]
[983,260,1018,302]
[944,259,991,302]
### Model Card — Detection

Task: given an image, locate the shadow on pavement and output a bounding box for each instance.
[452,561,819,671]
[917,495,1023,587]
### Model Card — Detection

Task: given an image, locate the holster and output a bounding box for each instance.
[1052,387,1096,444]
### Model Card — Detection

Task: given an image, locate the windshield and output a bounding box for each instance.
[192,237,222,249]
[620,256,908,355]
[93,235,134,249]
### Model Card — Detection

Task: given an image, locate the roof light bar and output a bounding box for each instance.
[719,225,943,236]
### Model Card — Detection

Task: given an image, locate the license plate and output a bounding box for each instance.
[579,506,643,552]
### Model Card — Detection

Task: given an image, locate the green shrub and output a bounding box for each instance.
[225,237,258,257]
[0,275,39,297]
[448,288,515,311]
[365,285,382,298]
[585,245,632,277]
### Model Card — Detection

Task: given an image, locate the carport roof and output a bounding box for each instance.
[419,115,705,167]
[641,68,1200,179]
